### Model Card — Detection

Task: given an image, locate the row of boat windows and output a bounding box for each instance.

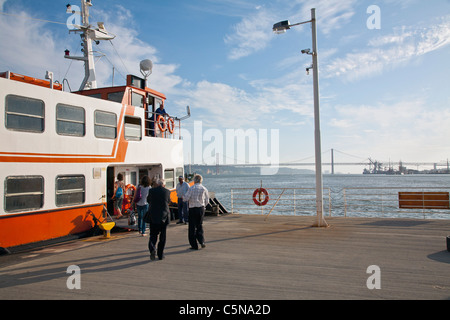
[4,175,85,213]
[5,94,142,140]
[4,167,182,213]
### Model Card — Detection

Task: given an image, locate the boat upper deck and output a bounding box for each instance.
[0,214,449,301]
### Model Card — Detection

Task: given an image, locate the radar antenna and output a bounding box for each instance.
[140,59,153,86]
[64,0,116,91]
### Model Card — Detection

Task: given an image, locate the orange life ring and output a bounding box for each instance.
[167,117,175,134]
[122,184,136,211]
[125,184,136,195]
[157,115,167,132]
[253,188,269,206]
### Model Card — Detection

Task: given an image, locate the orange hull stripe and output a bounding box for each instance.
[0,204,104,248]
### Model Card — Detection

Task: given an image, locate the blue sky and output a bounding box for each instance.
[1,0,449,173]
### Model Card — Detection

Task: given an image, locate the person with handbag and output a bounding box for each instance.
[133,175,151,236]
[144,179,171,260]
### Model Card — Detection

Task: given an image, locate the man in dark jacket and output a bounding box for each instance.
[145,179,171,260]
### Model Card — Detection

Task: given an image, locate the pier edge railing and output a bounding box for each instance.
[230,186,450,220]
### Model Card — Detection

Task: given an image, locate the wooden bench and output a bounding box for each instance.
[398,192,450,209]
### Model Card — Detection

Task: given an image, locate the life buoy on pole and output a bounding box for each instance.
[157,115,167,132]
[167,117,175,134]
[253,188,269,206]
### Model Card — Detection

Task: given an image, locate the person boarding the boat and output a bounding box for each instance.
[176,176,190,224]
[145,179,171,260]
[132,175,151,236]
[183,174,209,250]
[113,173,125,219]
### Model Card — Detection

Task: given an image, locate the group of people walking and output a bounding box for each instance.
[113,173,209,261]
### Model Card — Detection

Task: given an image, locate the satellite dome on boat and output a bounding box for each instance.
[140,59,153,80]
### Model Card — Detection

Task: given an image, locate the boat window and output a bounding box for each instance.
[164,169,174,189]
[124,116,142,141]
[176,167,183,179]
[130,171,137,186]
[56,175,85,207]
[56,104,85,137]
[4,176,44,212]
[94,110,117,139]
[5,95,45,132]
[131,92,144,108]
[107,91,124,103]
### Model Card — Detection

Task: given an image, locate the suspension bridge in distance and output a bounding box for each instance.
[188,149,450,174]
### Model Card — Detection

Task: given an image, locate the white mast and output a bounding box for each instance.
[65,0,115,91]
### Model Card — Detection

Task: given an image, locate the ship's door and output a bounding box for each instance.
[106,166,115,215]
[106,166,140,214]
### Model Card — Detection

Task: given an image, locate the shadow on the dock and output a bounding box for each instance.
[427,250,450,264]
[360,220,431,227]
[166,224,314,252]
[0,249,150,289]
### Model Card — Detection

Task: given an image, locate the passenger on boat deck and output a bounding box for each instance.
[113,173,125,219]
[155,102,169,117]
[150,102,169,137]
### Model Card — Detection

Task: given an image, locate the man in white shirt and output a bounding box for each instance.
[183,174,209,250]
[176,176,190,224]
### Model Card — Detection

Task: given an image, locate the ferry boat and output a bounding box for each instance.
[0,0,189,250]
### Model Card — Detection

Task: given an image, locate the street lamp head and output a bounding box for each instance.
[272,20,290,34]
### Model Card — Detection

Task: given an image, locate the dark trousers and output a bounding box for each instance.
[148,222,167,259]
[188,206,205,249]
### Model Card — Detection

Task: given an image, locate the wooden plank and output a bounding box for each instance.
[398,191,449,209]
[1,215,449,300]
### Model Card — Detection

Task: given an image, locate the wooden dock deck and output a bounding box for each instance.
[0,214,449,301]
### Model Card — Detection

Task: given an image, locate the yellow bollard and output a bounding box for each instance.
[99,222,115,239]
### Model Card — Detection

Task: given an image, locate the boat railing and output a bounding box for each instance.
[230,186,450,220]
[341,186,450,219]
[144,110,181,140]
[230,187,332,219]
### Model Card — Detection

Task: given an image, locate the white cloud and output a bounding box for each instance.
[224,8,274,60]
[223,0,357,60]
[0,3,184,95]
[298,0,357,35]
[329,99,450,161]
[0,8,66,80]
[174,73,315,129]
[325,16,450,81]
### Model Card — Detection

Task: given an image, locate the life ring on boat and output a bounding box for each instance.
[253,188,269,206]
[156,115,167,132]
[125,184,136,195]
[167,117,175,134]
[122,184,136,211]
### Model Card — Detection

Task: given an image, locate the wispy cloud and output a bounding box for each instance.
[298,0,357,34]
[224,8,274,60]
[224,0,356,60]
[174,75,314,129]
[324,16,450,81]
[0,3,184,94]
[329,98,450,161]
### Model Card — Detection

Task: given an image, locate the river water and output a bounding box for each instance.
[201,173,450,220]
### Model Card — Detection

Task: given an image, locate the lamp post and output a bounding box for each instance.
[273,8,328,227]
